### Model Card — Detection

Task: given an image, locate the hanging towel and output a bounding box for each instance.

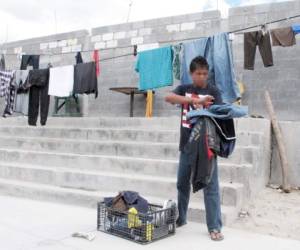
[73,62,98,98]
[145,90,153,117]
[0,54,5,71]
[135,46,173,91]
[92,50,100,76]
[48,65,74,97]
[271,27,296,46]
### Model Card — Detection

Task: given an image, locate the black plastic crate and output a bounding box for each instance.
[97,201,176,244]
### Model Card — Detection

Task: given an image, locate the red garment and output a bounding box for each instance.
[92,50,100,76]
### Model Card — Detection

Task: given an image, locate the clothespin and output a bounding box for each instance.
[133,45,137,56]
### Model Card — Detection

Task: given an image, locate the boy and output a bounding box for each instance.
[165,56,224,241]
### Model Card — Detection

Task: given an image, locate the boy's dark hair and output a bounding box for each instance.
[189,56,209,73]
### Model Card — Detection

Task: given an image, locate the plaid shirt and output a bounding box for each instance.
[0,70,16,115]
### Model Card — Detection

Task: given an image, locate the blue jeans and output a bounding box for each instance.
[180,33,240,103]
[177,151,222,232]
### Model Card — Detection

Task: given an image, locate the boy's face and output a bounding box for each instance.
[190,68,208,87]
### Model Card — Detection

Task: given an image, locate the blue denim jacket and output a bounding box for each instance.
[187,104,248,121]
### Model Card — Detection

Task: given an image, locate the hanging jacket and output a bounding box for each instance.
[184,117,220,192]
[184,104,247,192]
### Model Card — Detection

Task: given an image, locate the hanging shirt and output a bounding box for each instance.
[48,65,74,97]
[135,46,173,91]
[73,62,98,98]
[14,70,30,115]
[92,50,100,76]
[0,54,5,71]
[270,27,296,47]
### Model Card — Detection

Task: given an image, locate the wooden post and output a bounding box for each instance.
[264,91,290,193]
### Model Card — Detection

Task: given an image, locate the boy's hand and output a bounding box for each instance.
[203,95,214,106]
[189,95,214,108]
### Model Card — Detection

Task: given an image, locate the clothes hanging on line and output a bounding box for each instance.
[271,27,296,47]
[0,54,5,71]
[75,52,83,64]
[244,30,273,70]
[180,33,240,103]
[172,44,183,80]
[92,50,100,76]
[20,55,40,70]
[0,70,16,117]
[27,68,50,126]
[73,62,98,98]
[14,70,30,115]
[292,24,300,34]
[135,46,173,91]
[48,65,74,97]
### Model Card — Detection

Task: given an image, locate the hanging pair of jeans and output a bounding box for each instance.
[180,33,240,103]
[27,69,50,126]
[20,55,40,70]
[244,30,273,70]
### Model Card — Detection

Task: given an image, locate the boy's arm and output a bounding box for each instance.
[165,93,215,106]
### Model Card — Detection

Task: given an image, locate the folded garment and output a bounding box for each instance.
[104,191,149,214]
[48,65,74,97]
[187,104,248,120]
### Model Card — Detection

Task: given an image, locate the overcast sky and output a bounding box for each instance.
[0,0,287,43]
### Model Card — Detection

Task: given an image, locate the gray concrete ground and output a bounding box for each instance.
[1,194,300,250]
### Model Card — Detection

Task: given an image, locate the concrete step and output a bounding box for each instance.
[0,136,259,163]
[0,117,181,129]
[0,126,263,145]
[0,148,253,183]
[0,178,238,225]
[0,162,244,207]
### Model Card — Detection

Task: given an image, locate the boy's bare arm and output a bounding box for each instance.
[165,93,215,106]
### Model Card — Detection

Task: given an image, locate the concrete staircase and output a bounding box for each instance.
[0,116,271,225]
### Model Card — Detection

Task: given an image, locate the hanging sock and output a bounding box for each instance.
[92,50,100,76]
[145,90,153,118]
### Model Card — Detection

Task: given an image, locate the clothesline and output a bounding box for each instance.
[1,13,300,63]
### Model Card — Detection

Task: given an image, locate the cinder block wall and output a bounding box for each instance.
[1,1,300,120]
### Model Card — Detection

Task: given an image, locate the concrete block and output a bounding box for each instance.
[137,43,159,52]
[14,47,22,54]
[139,28,152,36]
[166,24,180,32]
[102,33,114,41]
[67,39,77,46]
[126,30,138,38]
[40,43,48,50]
[106,40,118,48]
[131,37,144,45]
[114,31,126,40]
[57,40,67,47]
[48,41,58,49]
[180,22,196,31]
[94,42,106,50]
[71,44,82,52]
[91,35,102,43]
[61,46,72,53]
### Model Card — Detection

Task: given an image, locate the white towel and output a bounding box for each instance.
[48,65,74,97]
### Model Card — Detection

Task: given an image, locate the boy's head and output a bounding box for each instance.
[189,56,209,87]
